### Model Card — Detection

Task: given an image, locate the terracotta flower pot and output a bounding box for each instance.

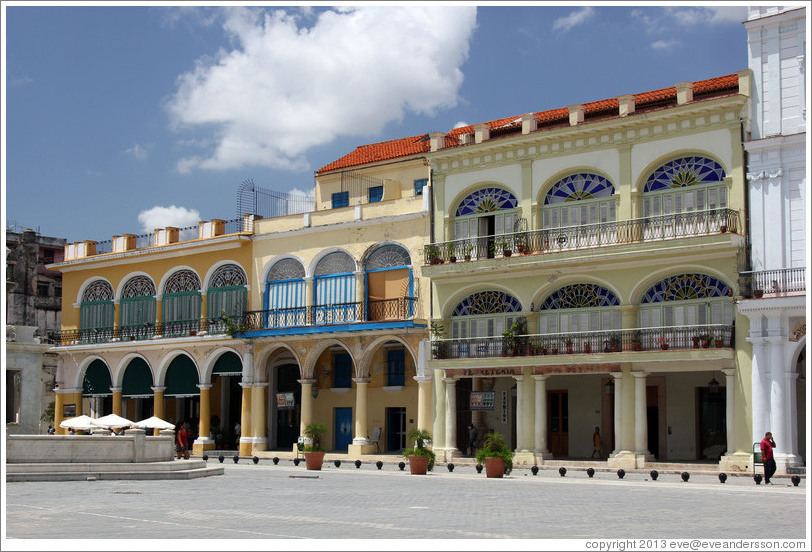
[304,451,325,471]
[408,454,428,475]
[484,456,506,478]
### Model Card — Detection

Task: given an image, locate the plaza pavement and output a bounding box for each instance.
[4,460,808,543]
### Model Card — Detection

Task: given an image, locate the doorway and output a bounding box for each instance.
[386,407,406,452]
[696,387,726,460]
[647,386,659,460]
[549,390,568,457]
[274,364,301,450]
[334,407,353,451]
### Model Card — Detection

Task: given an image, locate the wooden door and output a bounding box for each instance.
[549,390,568,457]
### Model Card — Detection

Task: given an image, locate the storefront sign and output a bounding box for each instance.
[276,392,295,410]
[445,367,521,378]
[470,391,495,411]
[63,404,76,417]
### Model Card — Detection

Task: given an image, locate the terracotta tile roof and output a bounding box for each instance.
[316,72,740,174]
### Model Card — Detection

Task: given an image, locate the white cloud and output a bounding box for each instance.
[633,6,747,33]
[453,121,469,129]
[167,6,477,173]
[651,39,681,52]
[124,143,150,161]
[138,205,201,233]
[9,74,33,86]
[552,7,595,32]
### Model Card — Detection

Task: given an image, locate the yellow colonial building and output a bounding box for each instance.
[48,159,432,459]
[420,71,755,471]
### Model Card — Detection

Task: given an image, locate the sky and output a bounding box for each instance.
[3,2,757,243]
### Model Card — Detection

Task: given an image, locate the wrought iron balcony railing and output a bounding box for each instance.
[242,297,417,331]
[738,267,806,298]
[424,208,740,265]
[431,324,734,360]
[45,318,228,346]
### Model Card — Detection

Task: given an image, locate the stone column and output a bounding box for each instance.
[433,369,446,456]
[514,375,525,452]
[785,371,800,463]
[722,369,736,454]
[111,387,123,416]
[633,372,649,456]
[750,338,770,442]
[55,390,65,435]
[304,277,314,324]
[299,379,315,433]
[612,372,623,453]
[251,384,268,452]
[194,384,213,455]
[238,383,253,456]
[414,375,432,431]
[352,378,370,445]
[155,297,163,330]
[200,293,208,331]
[769,339,787,454]
[152,387,166,436]
[354,271,365,317]
[533,375,550,457]
[444,377,458,454]
[114,301,121,331]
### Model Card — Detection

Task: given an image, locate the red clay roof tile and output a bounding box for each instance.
[316,73,740,174]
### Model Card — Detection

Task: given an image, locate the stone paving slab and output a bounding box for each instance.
[4,460,808,542]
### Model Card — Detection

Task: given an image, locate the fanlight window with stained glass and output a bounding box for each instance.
[542,173,616,229]
[366,245,411,270]
[80,280,114,331]
[165,270,201,294]
[453,187,519,241]
[120,276,157,329]
[639,273,733,328]
[450,290,522,338]
[265,259,306,317]
[163,270,202,325]
[538,283,621,333]
[642,156,727,217]
[208,264,247,320]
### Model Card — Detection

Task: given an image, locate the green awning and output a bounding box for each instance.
[122,357,154,398]
[212,351,242,377]
[164,355,200,397]
[82,359,112,397]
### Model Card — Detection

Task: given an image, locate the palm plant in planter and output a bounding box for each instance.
[475,431,513,478]
[302,422,327,470]
[403,428,435,474]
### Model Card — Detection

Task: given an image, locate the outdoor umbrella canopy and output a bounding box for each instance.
[90,413,135,429]
[59,415,97,431]
[133,416,175,430]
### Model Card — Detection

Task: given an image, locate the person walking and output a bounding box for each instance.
[176,422,189,460]
[760,431,777,484]
[467,423,478,456]
[591,426,603,459]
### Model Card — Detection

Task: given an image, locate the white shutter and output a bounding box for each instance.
[724,302,733,324]
[609,200,616,221]
[708,188,718,209]
[696,189,705,210]
[495,215,504,235]
[560,315,570,332]
[539,314,549,334]
[664,306,674,326]
[454,219,469,240]
[711,302,722,324]
[719,187,727,208]
[663,194,673,215]
[613,310,621,329]
[590,311,600,331]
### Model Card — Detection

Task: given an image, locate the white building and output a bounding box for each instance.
[740,5,808,473]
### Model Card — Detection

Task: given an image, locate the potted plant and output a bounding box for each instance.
[475,431,513,478]
[426,244,441,265]
[692,335,701,348]
[430,321,448,359]
[302,422,327,470]
[565,338,574,354]
[659,337,669,350]
[631,337,642,351]
[714,337,724,348]
[583,341,591,354]
[502,321,518,356]
[753,288,764,298]
[446,242,457,263]
[610,335,621,352]
[515,232,529,254]
[403,427,435,475]
[461,241,473,262]
[497,237,512,257]
[699,334,712,348]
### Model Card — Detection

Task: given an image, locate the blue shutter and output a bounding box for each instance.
[387,350,405,386]
[368,186,383,203]
[332,191,349,208]
[414,178,428,196]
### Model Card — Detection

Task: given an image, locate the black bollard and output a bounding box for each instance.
[791,475,801,487]
[617,469,625,479]
[202,454,208,461]
[398,461,405,471]
[218,454,224,464]
[586,468,595,478]
[754,473,763,485]
[334,460,342,468]
[650,470,659,481]
[559,467,567,477]
[293,458,300,466]
[531,466,539,476]
[252,456,259,465]
[447,463,455,472]
[272,457,279,465]
[681,471,690,482]
[233,454,239,464]
[476,463,483,473]
[355,459,362,469]
[376,461,383,470]
[718,473,727,483]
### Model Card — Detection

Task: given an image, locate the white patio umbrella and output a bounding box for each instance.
[133,416,175,430]
[90,413,135,429]
[59,415,97,431]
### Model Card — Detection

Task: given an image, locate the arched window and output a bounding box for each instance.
[162,270,201,336]
[642,156,727,216]
[365,245,413,320]
[639,273,733,328]
[450,290,522,338]
[82,359,113,417]
[120,276,156,339]
[265,258,306,327]
[207,264,247,326]
[538,283,621,333]
[314,252,357,324]
[453,187,519,243]
[80,280,114,341]
[542,173,616,229]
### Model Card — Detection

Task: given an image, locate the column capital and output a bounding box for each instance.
[352,378,371,385]
[721,368,736,378]
[238,382,254,389]
[109,387,122,393]
[631,371,647,379]
[611,372,624,381]
[197,384,213,391]
[413,375,432,384]
[443,377,458,385]
[532,374,549,382]
[253,382,270,389]
[513,375,525,383]
[56,387,82,394]
[151,386,166,393]
[297,379,316,386]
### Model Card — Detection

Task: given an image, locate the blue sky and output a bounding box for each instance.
[3,3,752,243]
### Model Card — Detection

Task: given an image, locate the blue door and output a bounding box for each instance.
[334,407,353,451]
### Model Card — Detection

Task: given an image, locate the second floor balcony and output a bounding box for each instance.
[431,324,734,361]
[424,208,740,265]
[46,318,226,346]
[738,267,806,299]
